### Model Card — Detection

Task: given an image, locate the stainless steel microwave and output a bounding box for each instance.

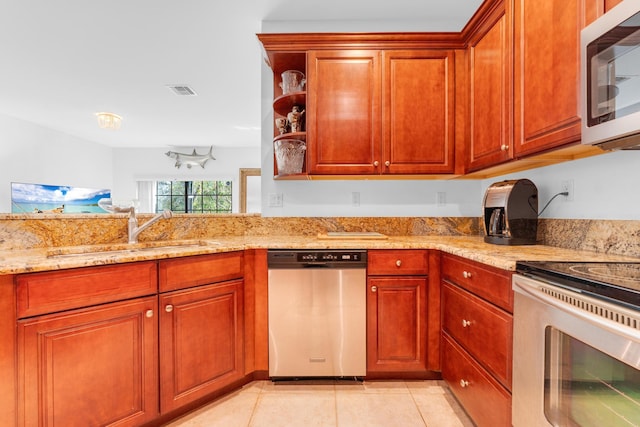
[581,0,640,150]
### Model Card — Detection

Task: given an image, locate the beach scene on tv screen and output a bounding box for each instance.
[11,182,111,214]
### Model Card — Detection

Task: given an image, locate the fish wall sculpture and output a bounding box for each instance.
[165,146,216,169]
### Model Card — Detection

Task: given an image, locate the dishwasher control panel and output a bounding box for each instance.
[268,250,367,268]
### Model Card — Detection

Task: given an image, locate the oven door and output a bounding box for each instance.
[512,274,640,427]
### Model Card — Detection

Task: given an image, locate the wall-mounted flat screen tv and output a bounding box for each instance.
[11,182,111,214]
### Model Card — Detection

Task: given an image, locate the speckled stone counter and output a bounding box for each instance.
[0,214,638,275]
[1,235,637,276]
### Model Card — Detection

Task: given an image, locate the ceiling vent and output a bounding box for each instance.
[167,85,197,96]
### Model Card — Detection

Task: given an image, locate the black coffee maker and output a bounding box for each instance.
[482,179,538,245]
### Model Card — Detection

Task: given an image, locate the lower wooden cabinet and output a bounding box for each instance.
[367,276,428,372]
[17,296,159,427]
[442,334,511,427]
[159,279,244,413]
[441,253,513,426]
[367,250,429,373]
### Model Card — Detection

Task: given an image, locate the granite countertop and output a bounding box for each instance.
[1,235,638,275]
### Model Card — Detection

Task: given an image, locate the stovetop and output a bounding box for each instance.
[516,261,640,310]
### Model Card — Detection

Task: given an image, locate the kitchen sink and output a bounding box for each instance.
[46,240,221,258]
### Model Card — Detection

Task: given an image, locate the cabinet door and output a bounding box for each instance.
[606,0,623,10]
[18,297,159,427]
[382,50,456,174]
[367,277,427,372]
[514,0,600,156]
[442,334,512,427]
[468,5,513,171]
[442,283,513,388]
[159,279,244,413]
[307,50,382,175]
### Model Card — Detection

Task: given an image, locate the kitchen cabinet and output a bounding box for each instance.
[467,0,513,171]
[606,0,624,10]
[440,253,513,427]
[158,252,244,413]
[267,52,307,178]
[0,275,16,427]
[16,263,159,427]
[367,250,430,373]
[258,33,463,179]
[306,49,380,175]
[513,0,602,156]
[307,49,457,175]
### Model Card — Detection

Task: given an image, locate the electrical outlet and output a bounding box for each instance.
[561,180,574,201]
[268,193,283,207]
[352,192,360,207]
[436,192,446,207]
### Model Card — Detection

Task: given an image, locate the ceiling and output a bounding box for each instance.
[0,0,483,149]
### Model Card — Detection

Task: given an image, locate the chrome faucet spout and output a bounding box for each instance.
[128,209,172,244]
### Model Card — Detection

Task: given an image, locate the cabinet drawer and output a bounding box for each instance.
[368,250,428,275]
[442,334,511,427]
[442,282,512,388]
[16,261,157,318]
[159,251,243,292]
[441,254,513,312]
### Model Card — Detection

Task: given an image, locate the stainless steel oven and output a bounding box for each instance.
[512,262,640,427]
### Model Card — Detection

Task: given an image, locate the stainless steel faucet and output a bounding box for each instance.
[128,209,172,244]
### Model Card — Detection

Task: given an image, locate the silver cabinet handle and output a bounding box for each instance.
[385,160,390,167]
[500,144,508,151]
[396,260,402,267]
[145,309,154,318]
[165,304,174,313]
[463,271,472,279]
[460,379,469,388]
[373,161,379,167]
[371,286,377,293]
[462,319,471,328]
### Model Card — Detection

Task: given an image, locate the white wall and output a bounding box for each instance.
[0,114,113,213]
[112,146,261,213]
[482,150,640,220]
[0,114,261,214]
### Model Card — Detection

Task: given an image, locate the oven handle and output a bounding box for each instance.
[513,277,640,343]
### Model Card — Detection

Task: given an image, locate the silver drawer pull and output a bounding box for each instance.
[396,260,402,267]
[463,271,472,279]
[460,379,469,388]
[462,319,471,328]
[145,309,154,318]
[165,304,174,313]
[371,286,377,293]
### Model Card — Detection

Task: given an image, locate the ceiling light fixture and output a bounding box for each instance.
[95,112,122,130]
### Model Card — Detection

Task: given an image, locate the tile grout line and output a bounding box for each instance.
[245,382,265,427]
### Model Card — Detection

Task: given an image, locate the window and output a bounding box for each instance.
[155,180,231,213]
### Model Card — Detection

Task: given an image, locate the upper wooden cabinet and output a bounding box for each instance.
[307,49,457,175]
[306,49,381,175]
[258,33,464,178]
[384,50,457,174]
[467,1,513,172]
[513,0,602,156]
[606,0,624,10]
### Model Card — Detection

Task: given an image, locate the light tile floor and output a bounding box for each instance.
[164,380,475,427]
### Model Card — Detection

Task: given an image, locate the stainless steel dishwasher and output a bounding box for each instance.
[267,249,367,378]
